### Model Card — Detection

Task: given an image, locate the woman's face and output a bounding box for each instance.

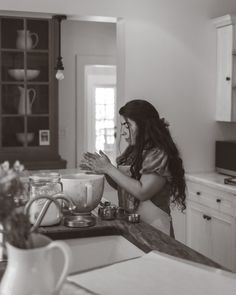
[120,116,138,145]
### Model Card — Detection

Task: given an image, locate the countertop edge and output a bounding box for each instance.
[186,172,236,195]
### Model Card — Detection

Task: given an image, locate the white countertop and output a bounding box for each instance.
[68,250,236,295]
[186,172,236,195]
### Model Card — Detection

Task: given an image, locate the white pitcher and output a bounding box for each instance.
[18,86,36,115]
[0,234,71,295]
[16,30,39,50]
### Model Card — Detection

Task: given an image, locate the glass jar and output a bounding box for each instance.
[29,172,63,226]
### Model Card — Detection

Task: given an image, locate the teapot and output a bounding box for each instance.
[16,30,39,50]
[18,86,36,115]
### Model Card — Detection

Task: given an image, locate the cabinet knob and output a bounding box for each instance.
[226,77,231,81]
[216,198,221,203]
[203,214,211,221]
[196,191,201,196]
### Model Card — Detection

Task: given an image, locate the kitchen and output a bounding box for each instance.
[1,0,236,294]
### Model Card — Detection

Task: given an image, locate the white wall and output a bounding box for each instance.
[1,0,236,172]
[59,21,116,167]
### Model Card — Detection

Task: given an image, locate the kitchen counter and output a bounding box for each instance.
[0,216,229,285]
[39,216,224,270]
[186,172,236,195]
[0,169,230,280]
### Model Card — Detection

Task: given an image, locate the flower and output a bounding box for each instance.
[0,161,32,249]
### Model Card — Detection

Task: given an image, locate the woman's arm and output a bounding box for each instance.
[106,164,166,201]
[82,151,166,201]
[80,152,118,190]
[104,174,118,190]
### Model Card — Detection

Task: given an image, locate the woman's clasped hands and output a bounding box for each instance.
[80,150,112,174]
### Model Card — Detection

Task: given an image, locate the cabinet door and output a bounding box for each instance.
[186,201,211,257]
[0,16,66,169]
[216,25,234,121]
[209,210,236,271]
[187,200,236,271]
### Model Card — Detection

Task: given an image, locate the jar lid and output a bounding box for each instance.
[29,172,61,183]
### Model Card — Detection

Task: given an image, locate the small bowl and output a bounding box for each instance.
[127,213,140,223]
[8,69,40,81]
[16,133,34,144]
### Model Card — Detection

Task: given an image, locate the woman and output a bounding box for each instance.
[80,99,186,237]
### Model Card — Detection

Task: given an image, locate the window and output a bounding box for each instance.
[95,86,116,163]
[84,65,117,165]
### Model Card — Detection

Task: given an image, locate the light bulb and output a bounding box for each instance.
[55,70,64,80]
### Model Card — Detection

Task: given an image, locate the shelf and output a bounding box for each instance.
[1,81,49,85]
[1,114,49,118]
[0,48,49,53]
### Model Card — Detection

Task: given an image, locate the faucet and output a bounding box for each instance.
[53,193,77,213]
[24,194,77,232]
[24,195,62,232]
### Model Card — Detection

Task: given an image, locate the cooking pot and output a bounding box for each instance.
[61,173,105,213]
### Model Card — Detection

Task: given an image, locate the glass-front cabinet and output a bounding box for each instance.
[0,16,66,169]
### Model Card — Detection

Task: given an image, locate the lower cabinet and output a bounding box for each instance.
[186,182,236,272]
[186,202,211,257]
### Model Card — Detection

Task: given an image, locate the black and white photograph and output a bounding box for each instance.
[39,129,50,146]
[0,1,236,294]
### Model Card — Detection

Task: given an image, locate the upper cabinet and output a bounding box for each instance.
[0,16,66,169]
[213,14,236,122]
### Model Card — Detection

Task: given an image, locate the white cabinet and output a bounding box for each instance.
[187,202,211,257]
[186,178,236,271]
[213,14,236,122]
[187,200,236,271]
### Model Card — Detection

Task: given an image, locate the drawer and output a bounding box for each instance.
[186,181,235,216]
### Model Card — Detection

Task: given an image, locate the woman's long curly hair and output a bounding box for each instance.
[118,99,186,211]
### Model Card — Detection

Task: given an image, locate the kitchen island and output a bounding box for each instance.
[1,216,233,295]
[0,168,231,292]
[0,167,229,280]
[0,216,226,279]
[39,217,224,270]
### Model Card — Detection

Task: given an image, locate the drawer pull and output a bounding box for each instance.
[216,198,221,203]
[203,214,212,221]
[196,191,201,196]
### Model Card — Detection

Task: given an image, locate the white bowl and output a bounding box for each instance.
[61,173,105,213]
[16,133,34,144]
[8,69,40,81]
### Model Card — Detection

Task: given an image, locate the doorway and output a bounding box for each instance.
[85,65,117,164]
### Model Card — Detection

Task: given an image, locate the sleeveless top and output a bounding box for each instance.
[116,147,172,215]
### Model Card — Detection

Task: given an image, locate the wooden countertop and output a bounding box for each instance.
[39,216,224,270]
[0,216,227,280]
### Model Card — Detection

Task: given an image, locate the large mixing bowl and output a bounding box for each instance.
[61,173,105,213]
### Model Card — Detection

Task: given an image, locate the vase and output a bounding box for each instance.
[16,30,39,50]
[18,86,36,115]
[0,234,71,295]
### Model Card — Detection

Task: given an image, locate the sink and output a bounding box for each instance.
[54,235,144,274]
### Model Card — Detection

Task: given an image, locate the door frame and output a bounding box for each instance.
[75,19,125,167]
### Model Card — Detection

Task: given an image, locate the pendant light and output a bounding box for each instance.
[53,15,67,80]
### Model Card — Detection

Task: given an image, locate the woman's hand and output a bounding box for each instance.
[80,150,112,174]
